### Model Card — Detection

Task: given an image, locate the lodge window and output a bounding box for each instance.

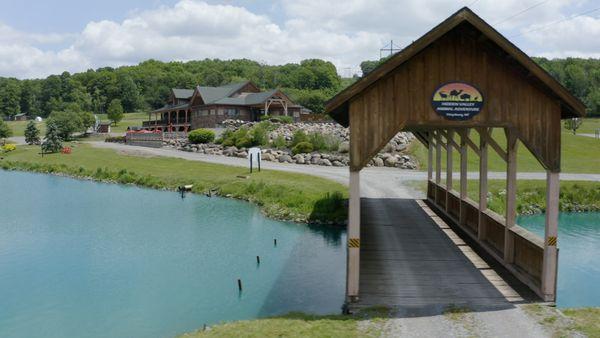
[227,108,238,116]
[201,110,208,116]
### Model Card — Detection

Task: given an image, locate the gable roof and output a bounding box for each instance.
[172,88,194,99]
[326,7,586,125]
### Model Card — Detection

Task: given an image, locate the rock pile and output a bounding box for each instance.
[162,120,419,169]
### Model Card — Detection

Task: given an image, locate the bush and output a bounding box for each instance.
[292,141,313,155]
[291,130,308,147]
[105,136,126,143]
[259,115,293,124]
[1,144,16,152]
[188,129,215,144]
[272,135,287,149]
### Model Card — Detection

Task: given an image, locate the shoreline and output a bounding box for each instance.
[0,160,347,226]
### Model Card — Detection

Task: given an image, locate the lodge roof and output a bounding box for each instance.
[326,7,586,126]
[172,88,194,99]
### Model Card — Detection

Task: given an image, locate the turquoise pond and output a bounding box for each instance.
[0,170,346,338]
[518,212,600,308]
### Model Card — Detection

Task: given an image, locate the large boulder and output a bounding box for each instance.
[338,141,350,153]
[278,154,292,163]
[384,156,398,167]
[373,157,384,167]
[319,159,332,166]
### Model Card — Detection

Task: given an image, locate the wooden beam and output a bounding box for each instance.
[463,131,481,157]
[504,128,518,263]
[347,170,361,302]
[459,129,468,225]
[542,171,559,302]
[439,129,460,150]
[427,132,433,181]
[478,128,508,162]
[436,131,442,185]
[446,130,454,191]
[478,131,488,241]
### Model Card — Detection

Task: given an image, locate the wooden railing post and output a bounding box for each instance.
[436,130,442,185]
[542,171,559,302]
[446,130,454,211]
[504,129,518,263]
[347,170,361,302]
[478,128,488,241]
[427,132,433,181]
[459,129,468,225]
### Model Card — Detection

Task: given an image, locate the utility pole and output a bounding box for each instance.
[380,40,402,59]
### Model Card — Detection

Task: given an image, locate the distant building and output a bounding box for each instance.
[13,113,27,121]
[97,122,111,134]
[142,81,304,131]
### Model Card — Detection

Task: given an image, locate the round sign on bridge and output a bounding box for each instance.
[431,82,484,120]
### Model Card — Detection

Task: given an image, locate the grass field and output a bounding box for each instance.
[409,179,600,215]
[95,112,148,133]
[577,117,600,134]
[410,127,600,174]
[0,143,347,223]
[4,112,148,136]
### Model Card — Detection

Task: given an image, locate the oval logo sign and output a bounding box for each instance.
[431,82,484,120]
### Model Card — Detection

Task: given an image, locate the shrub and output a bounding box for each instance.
[105,136,126,143]
[292,141,313,155]
[291,130,308,147]
[259,115,293,124]
[272,135,287,149]
[1,144,16,152]
[188,129,215,144]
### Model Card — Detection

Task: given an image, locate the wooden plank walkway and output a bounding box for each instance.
[352,198,525,311]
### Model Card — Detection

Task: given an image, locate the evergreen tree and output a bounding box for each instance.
[0,119,12,144]
[24,120,40,145]
[107,99,124,126]
[41,121,63,154]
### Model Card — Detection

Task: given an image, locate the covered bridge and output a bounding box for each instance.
[326,7,586,306]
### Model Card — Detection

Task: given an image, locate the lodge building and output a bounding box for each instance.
[141,81,304,132]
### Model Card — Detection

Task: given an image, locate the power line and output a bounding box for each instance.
[510,6,600,38]
[494,0,550,25]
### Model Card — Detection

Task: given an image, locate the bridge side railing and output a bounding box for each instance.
[427,180,546,294]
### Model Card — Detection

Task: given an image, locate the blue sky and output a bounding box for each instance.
[0,0,598,79]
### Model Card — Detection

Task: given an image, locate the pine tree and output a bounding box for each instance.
[24,120,40,145]
[41,121,62,154]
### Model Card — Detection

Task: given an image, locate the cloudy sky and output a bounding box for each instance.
[0,0,598,79]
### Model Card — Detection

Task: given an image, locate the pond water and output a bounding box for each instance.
[0,170,346,338]
[518,212,600,308]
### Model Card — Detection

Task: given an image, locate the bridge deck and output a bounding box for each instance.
[352,198,528,312]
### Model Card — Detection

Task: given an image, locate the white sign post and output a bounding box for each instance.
[248,147,261,173]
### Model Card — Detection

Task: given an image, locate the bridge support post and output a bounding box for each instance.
[478,129,488,241]
[347,170,361,302]
[427,132,433,181]
[504,129,518,263]
[459,130,468,225]
[542,171,559,302]
[446,130,454,211]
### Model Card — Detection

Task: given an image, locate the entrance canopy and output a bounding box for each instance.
[326,7,586,305]
[327,7,585,172]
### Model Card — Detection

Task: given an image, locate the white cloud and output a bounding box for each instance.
[0,0,598,79]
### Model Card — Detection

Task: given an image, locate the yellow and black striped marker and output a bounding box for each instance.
[547,236,557,246]
[348,238,360,248]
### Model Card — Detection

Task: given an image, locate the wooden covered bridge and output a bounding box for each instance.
[326,8,586,309]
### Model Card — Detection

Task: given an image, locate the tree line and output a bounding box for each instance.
[361,57,600,117]
[0,59,346,120]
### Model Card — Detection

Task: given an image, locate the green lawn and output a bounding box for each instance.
[0,143,347,223]
[409,179,600,215]
[562,308,600,338]
[410,127,600,174]
[577,117,600,134]
[95,112,149,133]
[4,120,46,137]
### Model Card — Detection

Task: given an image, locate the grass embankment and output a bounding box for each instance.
[180,309,388,338]
[409,179,600,215]
[0,143,347,223]
[524,304,600,338]
[410,127,600,174]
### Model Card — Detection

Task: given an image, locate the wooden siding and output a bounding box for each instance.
[348,24,562,171]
